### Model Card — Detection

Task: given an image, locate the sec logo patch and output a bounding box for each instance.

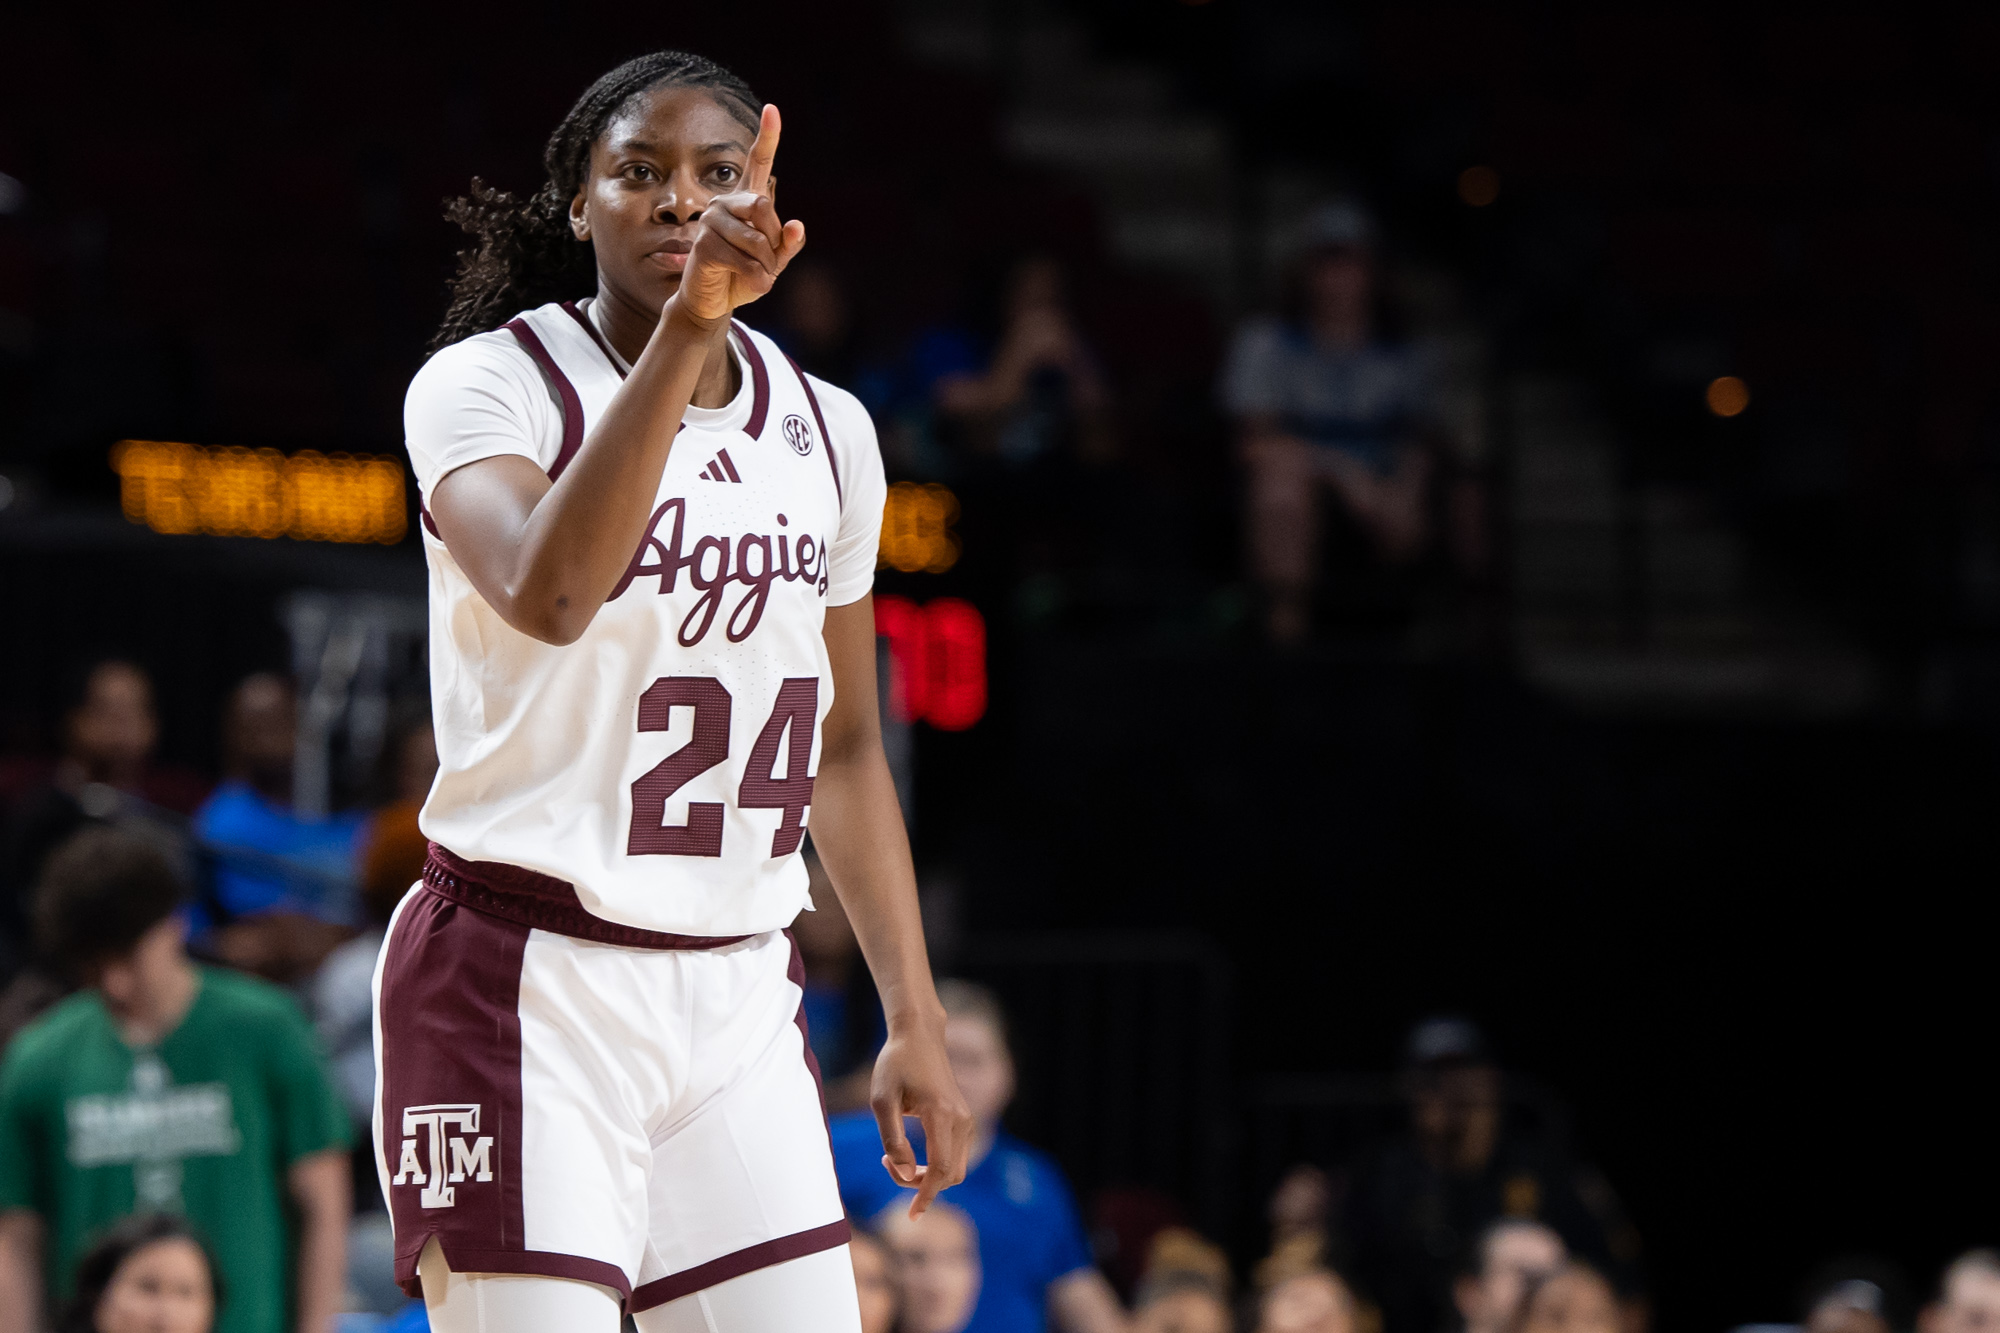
[782,414,815,456]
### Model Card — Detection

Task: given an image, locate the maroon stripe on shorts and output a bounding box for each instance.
[785,928,830,1117]
[379,885,534,1297]
[627,1219,853,1312]
[504,318,585,480]
[423,843,751,950]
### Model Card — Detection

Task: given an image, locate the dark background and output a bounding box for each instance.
[3,1,1997,1329]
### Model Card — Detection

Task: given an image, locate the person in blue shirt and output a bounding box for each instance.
[191,674,365,981]
[829,980,1129,1333]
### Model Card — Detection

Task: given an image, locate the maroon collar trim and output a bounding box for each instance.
[560,300,628,381]
[732,321,771,438]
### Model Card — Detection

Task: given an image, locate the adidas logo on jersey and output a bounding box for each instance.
[391,1102,494,1209]
[698,448,743,483]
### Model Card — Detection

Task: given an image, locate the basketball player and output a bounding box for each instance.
[376,51,971,1333]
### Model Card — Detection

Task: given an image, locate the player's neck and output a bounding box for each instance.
[591,284,740,410]
[690,338,739,410]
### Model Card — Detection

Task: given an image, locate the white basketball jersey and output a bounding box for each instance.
[402,301,887,936]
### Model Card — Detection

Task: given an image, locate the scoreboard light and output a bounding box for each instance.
[878,482,961,574]
[111,440,408,545]
[874,594,987,731]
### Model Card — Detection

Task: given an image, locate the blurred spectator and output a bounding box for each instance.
[771,260,862,388]
[0,827,350,1333]
[1336,1018,1638,1333]
[851,1227,902,1333]
[935,256,1114,469]
[1258,1270,1358,1333]
[1222,202,1441,643]
[1094,1189,1193,1299]
[1806,1281,1895,1333]
[0,660,204,984]
[1455,1221,1565,1333]
[1256,1165,1333,1291]
[314,715,437,1132]
[1134,1270,1233,1333]
[1512,1265,1619,1333]
[791,844,885,1112]
[1922,1252,2000,1333]
[193,674,363,982]
[830,979,1128,1333]
[1143,1228,1233,1301]
[883,1202,984,1333]
[55,1212,217,1333]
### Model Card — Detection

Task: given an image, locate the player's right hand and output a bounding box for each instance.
[672,104,807,326]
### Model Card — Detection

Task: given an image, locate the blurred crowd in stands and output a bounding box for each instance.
[0,656,1992,1332]
[770,200,1491,649]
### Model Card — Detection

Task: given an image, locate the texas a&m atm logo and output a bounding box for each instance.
[390,1103,494,1209]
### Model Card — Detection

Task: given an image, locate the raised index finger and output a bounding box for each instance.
[743,104,781,197]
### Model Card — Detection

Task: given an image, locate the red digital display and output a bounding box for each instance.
[874,595,988,731]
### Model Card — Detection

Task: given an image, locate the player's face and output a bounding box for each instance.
[574,86,759,315]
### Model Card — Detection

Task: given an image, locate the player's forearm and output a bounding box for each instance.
[0,1213,44,1333]
[810,752,943,1033]
[506,301,725,641]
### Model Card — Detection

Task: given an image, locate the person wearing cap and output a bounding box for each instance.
[1333,1018,1640,1333]
[1220,200,1442,644]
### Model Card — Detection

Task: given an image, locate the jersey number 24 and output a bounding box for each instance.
[627,676,818,859]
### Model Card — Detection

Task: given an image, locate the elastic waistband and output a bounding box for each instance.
[420,843,754,951]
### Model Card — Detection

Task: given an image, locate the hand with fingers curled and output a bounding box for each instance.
[674,103,808,326]
[870,1019,974,1218]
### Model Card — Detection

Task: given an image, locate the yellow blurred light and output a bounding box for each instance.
[1705,376,1750,418]
[110,440,407,544]
[1458,165,1501,207]
[878,482,961,574]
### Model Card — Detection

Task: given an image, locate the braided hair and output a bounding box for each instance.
[432,51,762,351]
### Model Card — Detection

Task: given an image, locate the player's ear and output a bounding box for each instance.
[570,190,590,241]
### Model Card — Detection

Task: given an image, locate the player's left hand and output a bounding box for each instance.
[871,1018,973,1218]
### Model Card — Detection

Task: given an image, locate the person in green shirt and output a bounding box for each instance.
[0,827,352,1333]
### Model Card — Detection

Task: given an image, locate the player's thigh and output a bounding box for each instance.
[634,1245,862,1333]
[418,1237,625,1333]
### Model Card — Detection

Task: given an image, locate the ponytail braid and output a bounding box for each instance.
[431,51,762,351]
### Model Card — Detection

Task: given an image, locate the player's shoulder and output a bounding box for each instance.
[408,320,543,403]
[737,324,873,431]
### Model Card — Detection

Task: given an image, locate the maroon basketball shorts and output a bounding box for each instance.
[370,881,850,1314]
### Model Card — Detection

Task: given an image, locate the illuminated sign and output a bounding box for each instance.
[878,482,961,573]
[111,440,407,545]
[875,595,986,731]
